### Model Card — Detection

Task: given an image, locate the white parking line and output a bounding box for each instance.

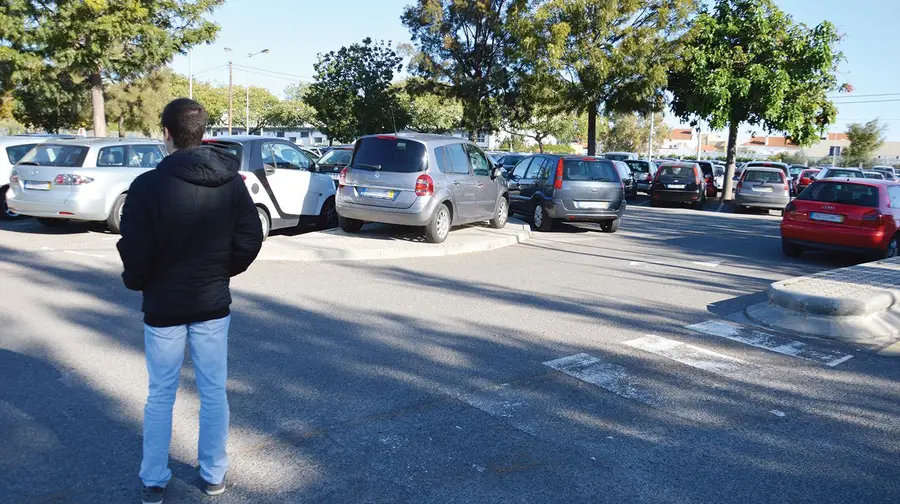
[543,353,657,406]
[691,261,721,268]
[716,202,725,213]
[63,250,107,259]
[686,320,853,367]
[624,335,749,376]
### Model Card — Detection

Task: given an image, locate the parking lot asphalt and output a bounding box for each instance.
[2,195,898,504]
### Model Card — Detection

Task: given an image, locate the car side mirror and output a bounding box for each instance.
[492,167,503,179]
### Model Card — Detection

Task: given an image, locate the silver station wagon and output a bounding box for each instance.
[335,133,509,243]
[6,138,167,233]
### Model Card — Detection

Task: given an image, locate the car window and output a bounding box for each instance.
[743,170,784,183]
[128,145,165,168]
[6,144,37,164]
[502,155,524,166]
[97,146,127,167]
[615,161,631,179]
[434,146,449,174]
[511,157,532,179]
[352,136,427,173]
[203,140,242,161]
[19,144,89,167]
[445,143,471,175]
[697,162,713,176]
[797,182,879,207]
[563,159,618,182]
[864,172,884,180]
[657,165,695,178]
[822,169,862,179]
[318,149,352,166]
[623,160,649,174]
[800,170,819,179]
[264,142,310,170]
[524,157,547,179]
[889,186,900,208]
[465,144,491,176]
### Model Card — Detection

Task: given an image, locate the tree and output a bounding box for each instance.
[529,0,696,155]
[402,0,528,140]
[2,0,222,137]
[230,86,280,135]
[106,69,179,137]
[667,0,842,200]
[507,108,577,153]
[307,38,409,144]
[600,113,644,152]
[844,119,886,168]
[171,76,229,127]
[13,69,91,133]
[397,80,463,134]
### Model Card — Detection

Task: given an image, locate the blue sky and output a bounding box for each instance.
[170,0,900,140]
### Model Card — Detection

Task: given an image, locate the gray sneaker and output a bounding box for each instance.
[141,485,166,504]
[203,476,226,497]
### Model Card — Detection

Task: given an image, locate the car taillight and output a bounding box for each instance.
[9,168,19,184]
[799,177,809,185]
[782,176,789,191]
[54,174,93,185]
[415,173,434,196]
[862,210,885,228]
[240,174,247,181]
[736,180,743,192]
[554,158,563,190]
[338,167,347,188]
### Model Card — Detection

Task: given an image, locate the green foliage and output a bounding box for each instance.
[844,119,886,168]
[402,0,528,139]
[530,143,574,154]
[771,151,808,166]
[507,107,578,153]
[307,38,409,143]
[171,75,229,127]
[106,69,180,136]
[229,86,280,134]
[597,112,669,155]
[499,134,528,152]
[398,80,463,134]
[13,68,91,132]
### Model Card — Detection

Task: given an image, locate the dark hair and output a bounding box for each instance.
[161,98,208,149]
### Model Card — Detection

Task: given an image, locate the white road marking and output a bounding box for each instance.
[635,200,651,207]
[770,409,786,417]
[40,246,56,251]
[63,250,107,259]
[692,261,721,268]
[101,237,118,241]
[628,261,645,267]
[686,320,853,367]
[716,202,725,213]
[543,353,657,406]
[623,335,749,376]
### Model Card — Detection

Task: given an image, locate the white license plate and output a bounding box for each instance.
[668,184,686,189]
[579,201,609,209]
[362,188,394,199]
[24,181,51,191]
[810,212,844,223]
[752,186,773,193]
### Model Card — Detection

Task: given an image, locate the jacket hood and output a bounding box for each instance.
[157,145,241,187]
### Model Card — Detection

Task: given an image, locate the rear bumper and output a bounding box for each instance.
[783,238,886,255]
[652,190,702,203]
[781,222,888,251]
[547,199,625,221]
[6,191,110,221]
[336,194,440,226]
[735,193,790,209]
[636,181,652,192]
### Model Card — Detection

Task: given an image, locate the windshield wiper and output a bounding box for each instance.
[354,163,382,170]
[17,161,39,166]
[592,177,612,182]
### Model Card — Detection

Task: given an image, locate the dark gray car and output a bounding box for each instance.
[335,133,509,243]
[506,154,625,232]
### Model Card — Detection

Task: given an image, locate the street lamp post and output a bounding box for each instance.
[225,47,269,135]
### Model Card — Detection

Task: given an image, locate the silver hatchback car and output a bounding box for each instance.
[6,138,167,233]
[734,167,791,215]
[335,133,509,243]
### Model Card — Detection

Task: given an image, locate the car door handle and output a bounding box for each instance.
[453,181,461,186]
[265,167,276,175]
[477,183,484,188]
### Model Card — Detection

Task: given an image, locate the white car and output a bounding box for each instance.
[202,136,337,239]
[0,135,70,219]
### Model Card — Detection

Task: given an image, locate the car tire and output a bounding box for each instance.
[881,236,899,259]
[489,197,509,229]
[600,218,620,233]
[650,200,661,208]
[532,202,553,232]
[425,203,451,243]
[1,185,21,220]
[339,215,363,234]
[257,206,270,241]
[315,197,338,231]
[782,239,802,257]
[37,217,69,228]
[106,193,127,234]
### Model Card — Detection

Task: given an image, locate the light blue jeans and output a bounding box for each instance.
[140,315,230,488]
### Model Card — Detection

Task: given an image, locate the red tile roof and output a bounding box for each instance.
[826,133,849,141]
[740,136,799,148]
[670,129,693,141]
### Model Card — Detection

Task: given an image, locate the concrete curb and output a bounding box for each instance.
[259,220,532,263]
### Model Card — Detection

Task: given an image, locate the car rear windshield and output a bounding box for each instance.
[822,169,862,178]
[18,144,89,167]
[501,155,524,165]
[743,170,784,183]
[351,136,427,173]
[318,149,352,166]
[657,165,695,179]
[563,159,619,182]
[203,140,243,160]
[796,182,879,207]
[6,144,37,164]
[864,172,885,179]
[623,160,650,173]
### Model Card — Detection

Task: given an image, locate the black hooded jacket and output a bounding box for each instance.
[117,145,263,327]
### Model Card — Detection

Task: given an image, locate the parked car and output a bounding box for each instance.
[336,133,509,243]
[734,167,791,215]
[603,151,638,161]
[507,154,625,232]
[612,160,637,198]
[872,166,897,181]
[495,153,528,175]
[816,167,865,180]
[313,144,354,186]
[623,159,657,194]
[1,136,49,219]
[713,165,725,190]
[6,138,166,232]
[789,164,807,180]
[695,161,721,197]
[743,161,792,193]
[863,171,885,180]
[795,168,821,194]
[203,136,338,239]
[650,162,707,210]
[781,179,899,259]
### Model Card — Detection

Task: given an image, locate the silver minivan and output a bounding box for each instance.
[734,167,791,215]
[335,133,509,243]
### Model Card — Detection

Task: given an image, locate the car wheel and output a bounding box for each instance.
[425,203,451,243]
[532,202,552,232]
[37,217,69,228]
[339,215,364,233]
[650,200,661,208]
[782,239,802,257]
[600,218,620,233]
[257,207,270,241]
[489,197,508,229]
[106,193,127,234]
[882,236,899,259]
[315,198,338,230]
[1,186,21,220]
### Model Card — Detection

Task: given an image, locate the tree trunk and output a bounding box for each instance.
[587,105,597,156]
[90,71,107,137]
[722,121,739,201]
[537,136,545,153]
[117,116,125,138]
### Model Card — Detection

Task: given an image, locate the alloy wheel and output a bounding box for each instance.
[533,205,543,228]
[436,206,450,239]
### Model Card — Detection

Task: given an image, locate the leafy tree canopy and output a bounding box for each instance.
[844,119,886,168]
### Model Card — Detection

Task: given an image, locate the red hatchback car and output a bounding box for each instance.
[794,168,821,194]
[781,178,900,259]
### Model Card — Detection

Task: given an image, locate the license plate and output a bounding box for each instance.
[810,212,844,223]
[362,188,394,199]
[24,181,51,191]
[329,173,340,180]
[752,186,773,193]
[668,184,685,189]
[579,201,609,209]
